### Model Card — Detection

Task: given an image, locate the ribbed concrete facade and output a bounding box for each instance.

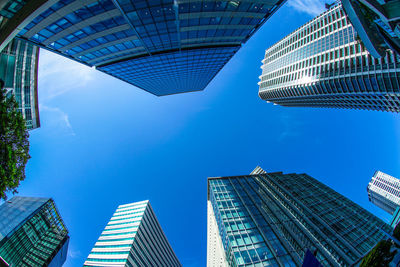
[258,4,400,112]
[84,200,181,267]
[207,200,228,267]
[367,170,400,215]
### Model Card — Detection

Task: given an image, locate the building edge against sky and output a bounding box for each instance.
[84,200,181,267]
[0,38,40,130]
[0,196,69,266]
[207,166,267,267]
[0,0,287,96]
[207,167,390,266]
[258,3,400,112]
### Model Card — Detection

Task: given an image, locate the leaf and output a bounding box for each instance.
[0,86,30,200]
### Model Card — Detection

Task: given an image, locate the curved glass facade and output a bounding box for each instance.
[2,0,286,96]
[258,4,400,112]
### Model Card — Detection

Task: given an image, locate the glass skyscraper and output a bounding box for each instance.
[341,0,400,58]
[207,167,390,266]
[258,4,400,112]
[1,0,286,96]
[0,196,69,266]
[0,38,40,130]
[367,170,400,214]
[84,200,181,266]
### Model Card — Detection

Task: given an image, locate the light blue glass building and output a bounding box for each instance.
[1,0,286,96]
[84,200,181,266]
[0,196,69,266]
[259,4,400,112]
[207,167,390,266]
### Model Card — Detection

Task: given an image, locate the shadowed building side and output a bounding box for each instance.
[97,45,239,96]
[341,0,400,58]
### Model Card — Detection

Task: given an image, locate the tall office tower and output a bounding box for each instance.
[84,200,181,267]
[0,196,69,266]
[367,170,400,214]
[258,4,400,112]
[341,0,400,58]
[0,0,285,96]
[0,38,40,130]
[207,168,390,266]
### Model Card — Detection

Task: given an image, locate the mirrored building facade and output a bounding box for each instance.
[0,38,40,130]
[0,196,69,266]
[258,4,400,112]
[207,168,390,266]
[341,0,400,58]
[84,200,181,267]
[1,0,286,96]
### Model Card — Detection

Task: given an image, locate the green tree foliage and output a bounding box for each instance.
[360,240,395,267]
[393,222,400,241]
[0,79,30,200]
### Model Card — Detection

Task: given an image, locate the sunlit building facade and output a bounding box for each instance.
[1,0,286,96]
[258,4,400,112]
[84,200,181,267]
[367,170,400,215]
[0,38,40,129]
[0,196,69,266]
[207,168,390,266]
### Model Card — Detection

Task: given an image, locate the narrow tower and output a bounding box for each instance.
[367,170,400,214]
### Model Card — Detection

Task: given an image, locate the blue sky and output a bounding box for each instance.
[12,0,400,266]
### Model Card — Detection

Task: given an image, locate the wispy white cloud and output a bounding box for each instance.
[287,0,326,16]
[67,248,81,259]
[37,50,96,134]
[38,49,96,101]
[278,113,304,142]
[40,104,76,136]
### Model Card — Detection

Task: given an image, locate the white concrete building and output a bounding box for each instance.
[207,200,228,267]
[367,171,400,214]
